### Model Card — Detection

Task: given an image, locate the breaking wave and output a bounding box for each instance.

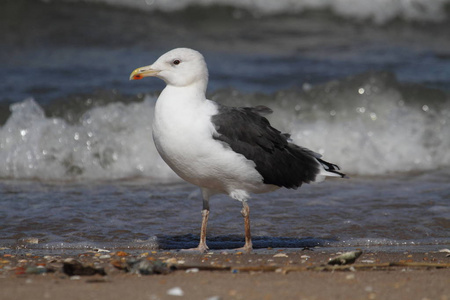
[60,0,450,24]
[1,71,449,181]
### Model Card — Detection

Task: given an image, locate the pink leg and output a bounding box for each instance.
[182,209,209,253]
[183,192,210,253]
[197,208,210,252]
[239,201,253,252]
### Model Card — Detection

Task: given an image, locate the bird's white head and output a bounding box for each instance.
[130,48,208,91]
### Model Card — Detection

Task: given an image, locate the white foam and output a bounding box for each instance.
[0,96,177,181]
[286,88,450,176]
[1,77,449,180]
[75,0,450,24]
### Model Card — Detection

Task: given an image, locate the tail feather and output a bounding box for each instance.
[316,158,347,179]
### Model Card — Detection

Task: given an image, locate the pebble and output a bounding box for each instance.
[20,237,39,244]
[123,258,173,275]
[328,250,362,265]
[439,249,450,257]
[185,268,199,273]
[273,253,288,258]
[94,248,110,253]
[63,260,106,276]
[167,287,184,296]
[361,260,375,264]
[26,266,47,275]
[44,256,57,261]
[164,258,178,265]
[116,251,129,257]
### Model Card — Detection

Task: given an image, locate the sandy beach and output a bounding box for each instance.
[1,249,449,300]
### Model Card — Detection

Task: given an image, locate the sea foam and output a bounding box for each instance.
[74,0,450,24]
[1,72,449,180]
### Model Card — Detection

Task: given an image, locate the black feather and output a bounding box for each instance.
[211,104,344,189]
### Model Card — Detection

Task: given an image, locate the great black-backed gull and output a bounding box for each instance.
[130,48,345,252]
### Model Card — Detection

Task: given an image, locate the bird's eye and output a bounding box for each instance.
[173,60,181,65]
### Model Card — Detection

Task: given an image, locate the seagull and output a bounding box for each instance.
[130,48,345,252]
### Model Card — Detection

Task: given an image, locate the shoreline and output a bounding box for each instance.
[1,249,449,300]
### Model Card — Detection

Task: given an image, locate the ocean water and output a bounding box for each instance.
[0,0,449,253]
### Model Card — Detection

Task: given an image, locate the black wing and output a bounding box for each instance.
[211,104,323,189]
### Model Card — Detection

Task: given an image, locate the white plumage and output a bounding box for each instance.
[130,48,345,252]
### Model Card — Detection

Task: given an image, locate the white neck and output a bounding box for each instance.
[159,83,207,107]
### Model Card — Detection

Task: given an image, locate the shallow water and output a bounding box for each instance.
[0,0,449,253]
[1,171,448,252]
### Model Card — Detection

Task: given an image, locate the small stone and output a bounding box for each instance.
[185,268,199,273]
[164,258,178,265]
[124,258,173,275]
[328,250,362,265]
[44,256,56,261]
[94,248,110,253]
[63,260,106,276]
[273,253,288,258]
[167,287,184,296]
[26,266,47,275]
[20,237,39,244]
[345,274,356,280]
[361,260,375,264]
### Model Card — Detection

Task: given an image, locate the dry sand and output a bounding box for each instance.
[1,249,449,300]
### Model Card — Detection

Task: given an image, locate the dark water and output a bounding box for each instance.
[0,0,449,252]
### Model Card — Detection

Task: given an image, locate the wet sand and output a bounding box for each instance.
[1,249,449,300]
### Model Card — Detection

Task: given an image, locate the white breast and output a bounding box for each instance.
[152,86,272,195]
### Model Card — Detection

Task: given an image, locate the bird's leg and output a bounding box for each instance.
[183,192,210,253]
[239,201,253,252]
[196,207,209,252]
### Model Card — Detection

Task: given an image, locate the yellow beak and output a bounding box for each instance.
[129,65,160,80]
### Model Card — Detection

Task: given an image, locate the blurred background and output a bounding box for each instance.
[1,0,449,179]
[0,0,449,251]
